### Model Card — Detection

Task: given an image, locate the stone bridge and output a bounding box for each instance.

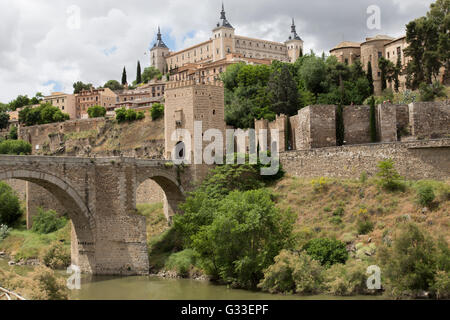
[0,155,204,275]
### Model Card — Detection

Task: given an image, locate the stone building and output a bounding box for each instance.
[151,4,304,78]
[76,88,118,119]
[329,41,361,65]
[43,92,77,119]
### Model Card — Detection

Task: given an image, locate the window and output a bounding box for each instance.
[378,51,382,58]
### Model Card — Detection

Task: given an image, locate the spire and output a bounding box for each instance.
[288,18,302,41]
[216,2,233,29]
[152,26,168,49]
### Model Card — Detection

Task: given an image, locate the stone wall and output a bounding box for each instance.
[343,105,371,145]
[409,101,450,139]
[280,139,450,181]
[136,179,165,204]
[377,104,397,142]
[296,105,336,149]
[4,179,26,200]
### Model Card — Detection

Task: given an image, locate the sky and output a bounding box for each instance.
[0,0,435,103]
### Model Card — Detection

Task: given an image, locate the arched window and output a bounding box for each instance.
[175,141,185,160]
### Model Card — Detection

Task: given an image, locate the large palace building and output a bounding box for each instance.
[150,4,304,82]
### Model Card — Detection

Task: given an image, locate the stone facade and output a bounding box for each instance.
[296,105,336,150]
[43,92,77,120]
[343,105,371,145]
[280,139,450,181]
[409,101,450,139]
[76,88,117,119]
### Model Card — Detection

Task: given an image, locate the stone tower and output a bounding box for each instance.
[150,27,170,74]
[285,19,304,63]
[212,3,235,61]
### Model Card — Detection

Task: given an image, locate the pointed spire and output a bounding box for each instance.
[288,18,302,41]
[217,2,233,29]
[152,26,168,49]
[157,26,162,40]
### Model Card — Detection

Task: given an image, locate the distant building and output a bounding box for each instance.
[43,92,77,119]
[151,4,304,81]
[76,88,117,119]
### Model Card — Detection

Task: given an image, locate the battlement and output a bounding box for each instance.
[165,80,224,90]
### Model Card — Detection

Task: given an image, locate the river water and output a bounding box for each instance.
[0,258,380,300]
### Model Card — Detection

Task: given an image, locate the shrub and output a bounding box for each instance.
[87,105,106,118]
[41,242,71,270]
[0,139,32,155]
[258,250,324,294]
[416,185,435,207]
[419,82,447,102]
[333,207,345,217]
[136,111,145,120]
[377,223,448,298]
[324,260,369,296]
[115,107,127,123]
[165,249,199,277]
[303,238,348,267]
[150,103,164,120]
[0,182,22,226]
[31,209,67,234]
[9,126,18,140]
[357,219,374,235]
[376,159,405,191]
[30,266,68,300]
[311,177,330,193]
[433,271,450,300]
[125,109,137,121]
[189,189,295,289]
[0,224,10,241]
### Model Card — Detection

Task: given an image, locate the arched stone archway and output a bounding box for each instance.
[136,171,185,223]
[0,170,96,273]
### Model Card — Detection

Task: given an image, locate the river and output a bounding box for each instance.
[0,258,381,300]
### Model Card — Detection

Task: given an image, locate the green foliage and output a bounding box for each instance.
[336,104,344,146]
[267,64,299,116]
[165,249,199,277]
[367,61,374,95]
[136,61,142,85]
[0,111,9,130]
[9,126,18,140]
[7,93,42,111]
[189,189,295,289]
[121,67,127,85]
[324,260,369,296]
[115,107,127,123]
[258,250,324,294]
[18,103,69,126]
[103,80,123,91]
[150,103,164,120]
[0,182,22,226]
[31,266,68,300]
[0,224,11,241]
[416,185,435,207]
[87,105,106,118]
[42,242,71,269]
[368,96,377,142]
[0,139,32,155]
[136,111,145,120]
[115,108,143,123]
[376,159,405,191]
[73,81,93,94]
[302,238,348,267]
[142,67,162,84]
[357,219,375,235]
[419,81,447,101]
[31,209,67,235]
[377,223,449,297]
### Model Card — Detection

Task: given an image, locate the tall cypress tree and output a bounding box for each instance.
[369,96,377,142]
[394,55,402,92]
[121,67,127,85]
[367,61,374,95]
[136,61,142,84]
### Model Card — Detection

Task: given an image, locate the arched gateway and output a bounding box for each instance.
[0,155,191,275]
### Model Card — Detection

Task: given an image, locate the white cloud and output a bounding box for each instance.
[0,0,434,102]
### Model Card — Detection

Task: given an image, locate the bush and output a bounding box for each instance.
[258,250,324,294]
[357,219,374,235]
[433,271,450,300]
[150,103,164,120]
[189,189,295,289]
[115,107,127,123]
[136,111,145,120]
[324,259,369,296]
[30,266,68,300]
[0,139,32,155]
[377,223,449,298]
[41,242,71,270]
[376,159,405,191]
[125,109,137,121]
[9,126,18,140]
[302,238,348,267]
[31,209,67,234]
[0,224,10,241]
[0,182,22,226]
[419,82,447,102]
[416,185,435,207]
[311,177,330,193]
[87,105,106,118]
[165,249,199,277]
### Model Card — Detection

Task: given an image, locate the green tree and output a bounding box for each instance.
[115,107,127,123]
[31,208,67,234]
[0,182,22,226]
[302,238,349,267]
[142,67,162,84]
[136,61,142,84]
[0,139,32,155]
[150,103,164,120]
[268,64,299,116]
[336,104,345,146]
[369,96,377,142]
[394,55,402,92]
[121,67,127,85]
[103,80,123,91]
[419,81,447,101]
[367,61,374,95]
[73,81,93,94]
[190,189,295,289]
[87,105,107,118]
[8,95,31,111]
[9,126,18,140]
[0,111,9,130]
[376,159,404,191]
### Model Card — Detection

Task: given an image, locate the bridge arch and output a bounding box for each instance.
[136,170,185,223]
[0,169,96,272]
